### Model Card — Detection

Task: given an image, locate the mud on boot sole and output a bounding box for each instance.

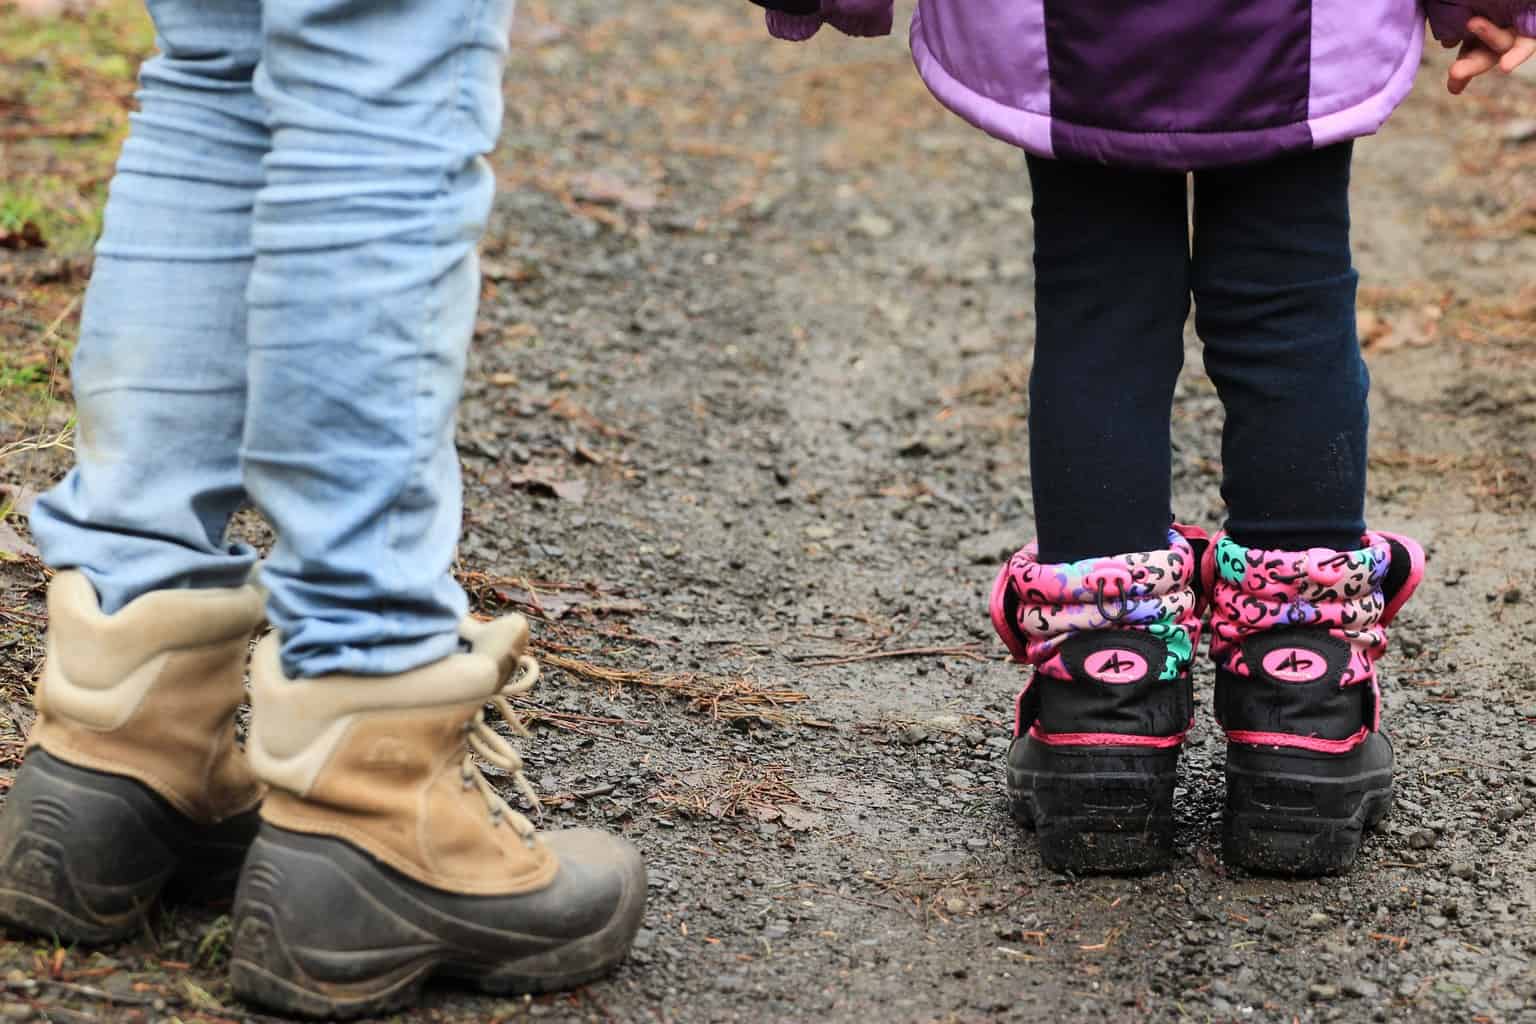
[0,751,192,943]
[229,827,647,1021]
[1008,741,1178,875]
[1222,734,1394,877]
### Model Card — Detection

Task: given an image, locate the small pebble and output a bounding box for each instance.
[1343,978,1380,999]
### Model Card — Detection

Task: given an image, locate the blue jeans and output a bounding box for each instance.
[1024,143,1368,563]
[30,0,515,677]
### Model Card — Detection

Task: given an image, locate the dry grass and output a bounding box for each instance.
[647,761,801,822]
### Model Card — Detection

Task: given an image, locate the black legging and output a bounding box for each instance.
[1025,142,1367,563]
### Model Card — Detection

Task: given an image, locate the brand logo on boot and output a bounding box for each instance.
[1084,649,1148,684]
[1261,647,1329,683]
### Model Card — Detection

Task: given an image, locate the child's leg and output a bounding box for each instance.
[28,0,269,607]
[1191,142,1365,550]
[1024,155,1190,562]
[995,159,1198,874]
[1192,146,1428,875]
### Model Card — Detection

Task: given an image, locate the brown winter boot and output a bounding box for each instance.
[0,572,266,943]
[230,614,646,1020]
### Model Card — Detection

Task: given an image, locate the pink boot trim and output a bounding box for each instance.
[1226,727,1370,755]
[1028,723,1190,749]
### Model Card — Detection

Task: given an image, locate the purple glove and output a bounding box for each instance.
[763,0,894,41]
[1427,0,1536,44]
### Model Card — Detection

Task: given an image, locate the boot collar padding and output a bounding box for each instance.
[247,615,530,799]
[41,571,265,733]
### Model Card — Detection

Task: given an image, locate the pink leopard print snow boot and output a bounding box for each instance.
[990,525,1209,874]
[1208,532,1424,876]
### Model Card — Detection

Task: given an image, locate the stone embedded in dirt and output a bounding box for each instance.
[1502,119,1536,144]
[1308,983,1340,1001]
[1343,977,1380,1000]
[1304,911,1330,929]
[960,527,1027,565]
[852,212,895,240]
[1408,828,1438,849]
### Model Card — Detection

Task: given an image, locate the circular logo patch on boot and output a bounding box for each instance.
[1261,647,1329,683]
[1083,649,1149,684]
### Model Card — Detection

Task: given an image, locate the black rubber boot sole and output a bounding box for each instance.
[1008,739,1178,875]
[230,825,647,1020]
[1223,733,1393,877]
[0,750,259,944]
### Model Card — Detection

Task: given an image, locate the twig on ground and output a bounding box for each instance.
[0,123,102,142]
[0,424,76,464]
[1434,752,1509,773]
[539,652,808,724]
[797,644,988,668]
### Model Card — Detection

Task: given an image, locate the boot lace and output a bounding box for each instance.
[461,654,543,843]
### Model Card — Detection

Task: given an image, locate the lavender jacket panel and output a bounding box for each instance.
[911,0,1425,169]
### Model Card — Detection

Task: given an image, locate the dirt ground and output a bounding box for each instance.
[1,3,1535,1022]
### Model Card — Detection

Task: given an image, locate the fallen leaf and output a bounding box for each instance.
[571,171,659,213]
[505,472,588,505]
[1358,310,1392,349]
[481,259,533,284]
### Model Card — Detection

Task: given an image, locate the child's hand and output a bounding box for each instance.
[1447,16,1536,94]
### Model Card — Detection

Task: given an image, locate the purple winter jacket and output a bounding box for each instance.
[765,0,1536,169]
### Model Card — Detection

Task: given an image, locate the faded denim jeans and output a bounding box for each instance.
[30,0,515,677]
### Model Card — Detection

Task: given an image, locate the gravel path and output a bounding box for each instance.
[1,4,1534,1021]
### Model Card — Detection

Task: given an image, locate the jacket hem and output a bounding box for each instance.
[911,5,1424,170]
[1308,17,1423,150]
[910,14,1055,160]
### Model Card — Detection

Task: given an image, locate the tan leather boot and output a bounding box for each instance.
[0,572,266,943]
[230,615,646,1020]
